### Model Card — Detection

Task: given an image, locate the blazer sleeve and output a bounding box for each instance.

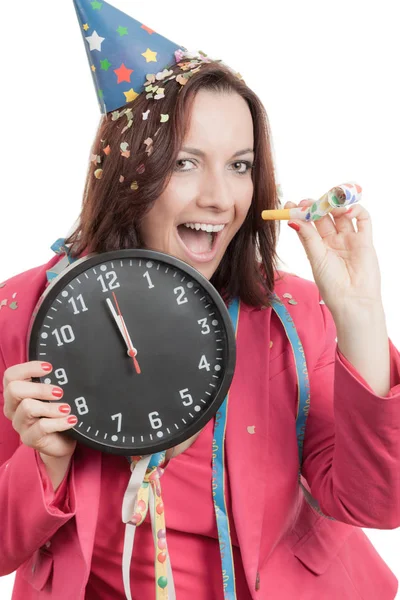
[0,344,76,576]
[301,300,400,530]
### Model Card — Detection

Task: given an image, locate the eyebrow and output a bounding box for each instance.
[181,146,254,158]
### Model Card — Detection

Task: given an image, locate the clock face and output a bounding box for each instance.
[28,250,236,455]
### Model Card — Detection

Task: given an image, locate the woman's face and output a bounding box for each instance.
[139,89,254,280]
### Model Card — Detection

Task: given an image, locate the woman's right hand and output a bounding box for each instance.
[3,361,78,459]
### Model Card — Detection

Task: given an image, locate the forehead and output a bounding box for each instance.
[184,90,254,150]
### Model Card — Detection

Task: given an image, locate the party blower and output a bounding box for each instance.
[261,182,362,222]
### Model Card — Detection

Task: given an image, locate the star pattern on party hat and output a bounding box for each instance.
[73,0,187,113]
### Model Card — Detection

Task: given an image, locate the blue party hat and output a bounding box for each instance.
[73,0,187,113]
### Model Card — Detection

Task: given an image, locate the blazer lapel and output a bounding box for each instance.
[226,305,272,593]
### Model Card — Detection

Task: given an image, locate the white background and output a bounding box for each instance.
[1,0,399,597]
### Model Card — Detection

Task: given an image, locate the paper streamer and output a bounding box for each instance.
[261,182,362,222]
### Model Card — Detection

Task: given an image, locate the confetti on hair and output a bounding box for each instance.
[94,168,103,179]
[112,111,120,121]
[103,145,111,155]
[91,153,102,164]
[130,181,139,191]
[119,175,125,183]
[176,74,189,86]
[144,137,154,156]
[142,110,150,120]
[120,142,131,158]
[122,120,133,134]
[154,87,165,100]
[160,114,169,123]
[136,163,145,174]
[156,68,174,81]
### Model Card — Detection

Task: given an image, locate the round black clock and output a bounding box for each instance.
[28,250,236,456]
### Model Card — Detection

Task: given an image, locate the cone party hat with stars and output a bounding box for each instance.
[73,0,187,114]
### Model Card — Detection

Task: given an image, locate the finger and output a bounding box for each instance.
[13,397,72,433]
[342,203,373,236]
[4,380,64,420]
[20,415,77,451]
[3,361,52,389]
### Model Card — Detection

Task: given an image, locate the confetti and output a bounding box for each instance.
[0,299,7,308]
[156,68,173,81]
[12,293,17,298]
[119,175,125,183]
[144,137,154,156]
[91,153,102,164]
[282,293,292,299]
[120,142,130,158]
[288,299,298,305]
[94,169,103,179]
[269,340,273,348]
[136,163,145,174]
[121,120,133,134]
[176,74,189,86]
[142,110,150,120]
[0,283,5,289]
[103,145,111,155]
[9,301,18,310]
[154,88,165,100]
[130,181,139,190]
[160,114,169,123]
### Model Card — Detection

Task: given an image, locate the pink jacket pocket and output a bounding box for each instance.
[292,514,355,575]
[23,545,54,591]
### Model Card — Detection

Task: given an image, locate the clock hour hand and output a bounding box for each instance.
[106,298,138,355]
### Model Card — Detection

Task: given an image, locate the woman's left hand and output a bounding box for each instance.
[285,200,383,317]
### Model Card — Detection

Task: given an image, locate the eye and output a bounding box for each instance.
[231,161,254,175]
[174,159,195,172]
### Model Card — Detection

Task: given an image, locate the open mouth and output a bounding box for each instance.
[176,222,226,259]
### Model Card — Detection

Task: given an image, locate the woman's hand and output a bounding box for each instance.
[3,361,77,459]
[285,199,383,318]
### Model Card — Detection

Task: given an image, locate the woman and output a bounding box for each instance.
[1,2,400,599]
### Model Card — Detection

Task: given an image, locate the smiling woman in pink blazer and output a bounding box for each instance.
[1,3,400,599]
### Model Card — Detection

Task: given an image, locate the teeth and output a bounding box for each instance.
[183,223,225,233]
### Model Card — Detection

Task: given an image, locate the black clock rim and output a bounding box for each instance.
[28,249,237,456]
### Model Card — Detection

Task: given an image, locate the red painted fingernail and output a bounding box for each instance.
[67,416,78,425]
[52,387,64,398]
[288,222,300,232]
[59,404,71,414]
[41,362,52,372]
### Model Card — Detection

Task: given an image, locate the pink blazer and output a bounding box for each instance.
[1,255,400,599]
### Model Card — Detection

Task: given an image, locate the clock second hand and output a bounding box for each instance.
[109,292,141,374]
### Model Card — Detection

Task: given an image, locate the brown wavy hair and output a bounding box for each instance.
[65,59,282,307]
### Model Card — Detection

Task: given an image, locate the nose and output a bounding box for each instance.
[196,167,235,213]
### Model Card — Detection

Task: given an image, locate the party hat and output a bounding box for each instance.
[73,0,186,113]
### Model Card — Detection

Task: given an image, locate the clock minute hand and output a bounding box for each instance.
[106,297,141,374]
[106,298,138,355]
